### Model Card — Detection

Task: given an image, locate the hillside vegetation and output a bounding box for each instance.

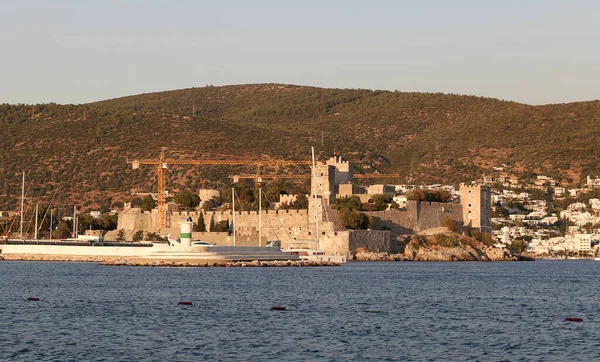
[1,83,599,211]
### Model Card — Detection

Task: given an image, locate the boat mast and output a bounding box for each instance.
[258,185,262,246]
[312,147,319,248]
[49,209,53,241]
[34,204,38,240]
[232,188,236,246]
[19,171,24,240]
[73,205,77,239]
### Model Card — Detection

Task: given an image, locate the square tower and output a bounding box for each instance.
[312,164,336,205]
[326,155,353,184]
[460,183,491,233]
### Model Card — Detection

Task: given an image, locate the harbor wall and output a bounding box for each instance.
[1,244,164,257]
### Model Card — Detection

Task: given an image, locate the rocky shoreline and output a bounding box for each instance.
[354,236,535,262]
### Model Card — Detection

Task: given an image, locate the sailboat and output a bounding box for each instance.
[280,147,347,264]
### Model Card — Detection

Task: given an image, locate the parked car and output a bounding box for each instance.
[191,240,214,246]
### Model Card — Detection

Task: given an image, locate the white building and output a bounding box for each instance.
[392,195,408,208]
[574,234,592,252]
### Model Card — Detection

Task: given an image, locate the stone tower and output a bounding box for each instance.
[326,155,353,185]
[308,164,336,223]
[460,183,491,233]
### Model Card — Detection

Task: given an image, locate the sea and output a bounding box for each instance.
[1,260,599,361]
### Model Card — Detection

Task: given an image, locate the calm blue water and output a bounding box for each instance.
[1,260,599,361]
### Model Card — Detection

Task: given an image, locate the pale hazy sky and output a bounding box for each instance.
[1,0,598,105]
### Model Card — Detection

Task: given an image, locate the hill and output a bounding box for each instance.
[1,83,599,211]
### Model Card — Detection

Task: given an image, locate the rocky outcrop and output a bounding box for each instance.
[349,233,535,262]
[402,239,532,261]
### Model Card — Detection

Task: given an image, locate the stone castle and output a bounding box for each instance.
[112,155,491,257]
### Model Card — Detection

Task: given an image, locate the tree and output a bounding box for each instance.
[510,238,528,252]
[57,220,71,239]
[371,194,391,211]
[116,229,126,242]
[209,214,215,232]
[213,220,230,233]
[407,189,451,202]
[132,230,144,242]
[131,197,142,207]
[140,195,156,211]
[194,212,206,232]
[481,232,494,246]
[333,196,362,210]
[442,216,457,232]
[338,208,371,230]
[291,194,308,209]
[145,232,165,242]
[173,190,200,210]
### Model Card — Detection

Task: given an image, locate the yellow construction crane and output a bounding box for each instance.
[354,173,401,179]
[127,147,313,229]
[230,173,401,183]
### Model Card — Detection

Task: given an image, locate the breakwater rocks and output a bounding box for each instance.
[101,259,340,267]
[355,251,406,261]
[0,254,339,267]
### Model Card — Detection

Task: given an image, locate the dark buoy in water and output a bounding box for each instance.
[565,317,583,322]
[178,301,193,305]
[271,306,286,311]
[27,297,40,301]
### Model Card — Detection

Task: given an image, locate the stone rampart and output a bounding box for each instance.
[415,201,462,230]
[368,201,462,235]
[349,230,393,254]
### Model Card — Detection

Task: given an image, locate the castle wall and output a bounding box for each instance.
[367,201,462,236]
[416,201,462,230]
[117,208,152,231]
[349,230,392,254]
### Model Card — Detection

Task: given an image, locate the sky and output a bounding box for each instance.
[1,0,599,105]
